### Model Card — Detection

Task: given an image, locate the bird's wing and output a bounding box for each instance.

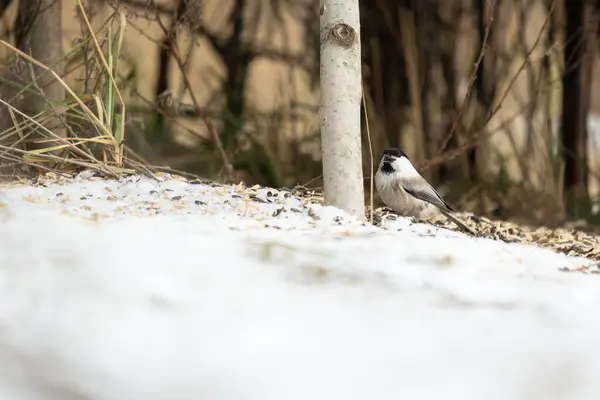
[402,179,476,235]
[401,178,454,212]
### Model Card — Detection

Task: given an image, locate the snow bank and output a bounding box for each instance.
[0,174,599,400]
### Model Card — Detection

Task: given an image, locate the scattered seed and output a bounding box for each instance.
[251,195,269,204]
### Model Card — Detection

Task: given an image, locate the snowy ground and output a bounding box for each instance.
[1,173,600,400]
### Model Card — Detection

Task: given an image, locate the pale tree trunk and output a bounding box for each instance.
[319,0,365,220]
[560,0,597,217]
[17,0,66,151]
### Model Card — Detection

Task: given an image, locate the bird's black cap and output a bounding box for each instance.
[382,148,408,159]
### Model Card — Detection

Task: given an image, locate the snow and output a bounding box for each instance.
[1,173,600,400]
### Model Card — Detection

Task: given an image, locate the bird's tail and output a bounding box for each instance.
[440,209,476,235]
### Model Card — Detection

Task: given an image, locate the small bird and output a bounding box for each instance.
[375,148,475,235]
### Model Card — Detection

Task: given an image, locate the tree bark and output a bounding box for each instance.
[560,0,596,217]
[16,0,66,151]
[154,0,188,143]
[320,0,365,220]
[470,0,495,183]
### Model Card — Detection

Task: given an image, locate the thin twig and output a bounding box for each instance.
[437,0,495,154]
[362,85,374,224]
[149,0,234,183]
[148,164,209,181]
[0,143,120,178]
[419,0,556,172]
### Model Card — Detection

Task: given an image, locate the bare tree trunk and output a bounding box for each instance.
[438,3,463,183]
[399,6,427,169]
[0,0,11,18]
[360,0,409,151]
[16,0,66,151]
[197,0,251,150]
[320,0,365,219]
[154,0,187,142]
[219,0,251,152]
[471,0,495,183]
[560,0,597,217]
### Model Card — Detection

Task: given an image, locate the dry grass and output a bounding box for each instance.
[0,2,167,180]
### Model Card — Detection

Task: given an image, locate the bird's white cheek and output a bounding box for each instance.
[393,158,421,179]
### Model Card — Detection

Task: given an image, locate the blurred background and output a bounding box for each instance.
[0,0,599,228]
